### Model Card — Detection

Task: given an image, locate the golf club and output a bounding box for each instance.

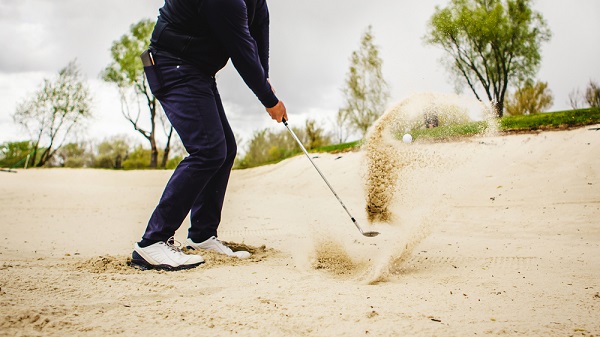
[282,118,380,237]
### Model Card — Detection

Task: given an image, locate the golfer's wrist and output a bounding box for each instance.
[261,93,279,109]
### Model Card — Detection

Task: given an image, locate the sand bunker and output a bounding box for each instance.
[1,122,598,336]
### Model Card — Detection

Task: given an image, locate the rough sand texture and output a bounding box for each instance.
[1,126,599,336]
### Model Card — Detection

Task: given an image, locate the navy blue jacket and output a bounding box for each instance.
[150,0,278,108]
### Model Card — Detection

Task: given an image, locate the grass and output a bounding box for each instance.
[500,107,600,131]
[311,140,362,153]
[398,107,600,142]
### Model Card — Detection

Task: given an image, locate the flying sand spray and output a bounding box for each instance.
[303,92,498,283]
[362,92,498,282]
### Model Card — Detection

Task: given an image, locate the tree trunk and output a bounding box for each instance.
[115,154,122,169]
[160,127,174,169]
[29,146,38,168]
[150,135,158,169]
[495,100,504,118]
[161,147,170,169]
[36,147,52,167]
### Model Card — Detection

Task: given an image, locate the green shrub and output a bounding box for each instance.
[122,146,151,170]
[166,155,183,169]
[0,141,33,168]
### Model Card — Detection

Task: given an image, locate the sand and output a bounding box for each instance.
[1,125,599,336]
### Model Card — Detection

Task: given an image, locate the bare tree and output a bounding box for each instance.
[585,80,600,108]
[13,60,92,167]
[568,88,584,110]
[334,108,350,144]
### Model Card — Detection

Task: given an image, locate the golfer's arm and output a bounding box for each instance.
[249,0,270,77]
[205,0,278,108]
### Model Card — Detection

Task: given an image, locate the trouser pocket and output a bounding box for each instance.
[141,49,164,96]
[143,65,164,96]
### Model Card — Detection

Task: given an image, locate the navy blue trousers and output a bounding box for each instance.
[142,52,237,243]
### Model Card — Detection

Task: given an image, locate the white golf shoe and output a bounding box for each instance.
[131,237,204,271]
[186,236,251,259]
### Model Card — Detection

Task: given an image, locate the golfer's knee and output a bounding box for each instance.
[225,142,237,165]
[185,142,227,167]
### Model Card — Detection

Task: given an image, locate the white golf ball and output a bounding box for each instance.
[402,133,413,144]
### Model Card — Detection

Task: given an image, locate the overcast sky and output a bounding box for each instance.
[1,0,599,148]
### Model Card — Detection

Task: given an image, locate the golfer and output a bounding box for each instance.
[131,0,287,270]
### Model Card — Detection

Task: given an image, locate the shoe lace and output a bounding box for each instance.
[165,236,184,253]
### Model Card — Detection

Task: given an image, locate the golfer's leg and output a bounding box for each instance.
[188,86,237,243]
[142,70,227,242]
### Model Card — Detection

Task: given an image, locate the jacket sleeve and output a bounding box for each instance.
[205,0,278,108]
[249,0,270,78]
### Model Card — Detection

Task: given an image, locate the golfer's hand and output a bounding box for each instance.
[266,101,288,123]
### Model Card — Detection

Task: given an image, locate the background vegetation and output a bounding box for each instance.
[2,107,599,171]
[424,0,551,117]
[403,107,600,142]
[3,2,599,172]
[101,19,174,169]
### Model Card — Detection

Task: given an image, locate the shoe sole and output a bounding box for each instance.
[130,251,204,271]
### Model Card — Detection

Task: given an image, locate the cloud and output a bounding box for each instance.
[0,0,162,75]
[0,1,57,73]
[1,0,599,145]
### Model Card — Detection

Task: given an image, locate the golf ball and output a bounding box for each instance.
[402,133,413,143]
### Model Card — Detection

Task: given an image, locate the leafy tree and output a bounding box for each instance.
[93,136,131,169]
[13,60,92,167]
[236,129,296,168]
[236,130,267,168]
[505,80,553,116]
[101,19,174,169]
[425,0,551,117]
[235,119,332,169]
[340,26,390,137]
[54,142,92,168]
[236,128,301,169]
[304,118,332,150]
[122,145,152,170]
[585,80,600,108]
[0,141,33,168]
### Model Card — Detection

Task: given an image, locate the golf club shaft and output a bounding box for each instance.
[282,118,361,231]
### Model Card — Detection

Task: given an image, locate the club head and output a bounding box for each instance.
[362,231,380,237]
